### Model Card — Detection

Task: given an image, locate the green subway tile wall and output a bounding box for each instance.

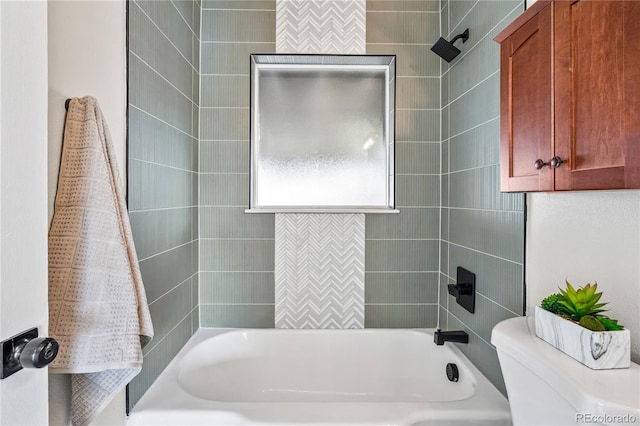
[197,0,443,329]
[125,0,529,404]
[365,0,440,328]
[199,0,276,327]
[127,0,201,409]
[439,0,525,394]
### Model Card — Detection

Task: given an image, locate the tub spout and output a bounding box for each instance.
[434,329,469,345]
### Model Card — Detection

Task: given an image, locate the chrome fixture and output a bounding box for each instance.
[1,328,58,379]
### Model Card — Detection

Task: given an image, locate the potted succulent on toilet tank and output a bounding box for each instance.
[535,281,630,369]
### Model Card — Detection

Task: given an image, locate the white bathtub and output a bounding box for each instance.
[128,328,511,425]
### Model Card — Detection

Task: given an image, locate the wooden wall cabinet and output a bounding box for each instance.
[495,0,640,192]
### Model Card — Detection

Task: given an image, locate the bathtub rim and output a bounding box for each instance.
[128,328,511,426]
[176,328,479,403]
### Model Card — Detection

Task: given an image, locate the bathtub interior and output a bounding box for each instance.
[128,328,512,426]
[177,329,476,403]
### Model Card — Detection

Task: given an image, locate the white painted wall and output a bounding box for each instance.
[0,1,49,425]
[526,191,640,364]
[48,1,127,424]
[48,0,127,222]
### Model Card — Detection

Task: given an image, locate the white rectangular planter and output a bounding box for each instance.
[535,306,630,369]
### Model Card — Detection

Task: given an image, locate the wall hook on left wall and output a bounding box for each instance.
[65,98,71,111]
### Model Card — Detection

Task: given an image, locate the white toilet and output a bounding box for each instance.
[492,316,640,426]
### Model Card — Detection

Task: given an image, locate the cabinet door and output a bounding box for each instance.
[499,4,553,192]
[554,0,640,190]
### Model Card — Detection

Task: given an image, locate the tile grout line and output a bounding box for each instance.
[200,238,275,241]
[365,271,440,274]
[364,238,440,241]
[445,2,523,77]
[139,239,198,264]
[201,271,274,274]
[446,206,525,214]
[200,172,249,175]
[437,0,445,330]
[201,41,275,44]
[129,105,196,140]
[447,309,496,348]
[200,303,275,306]
[366,10,439,14]
[364,303,439,306]
[130,157,198,174]
[132,0,199,72]
[366,42,434,46]
[130,205,198,214]
[201,8,276,12]
[448,116,499,140]
[445,162,500,175]
[445,241,524,266]
[148,271,198,306]
[130,51,196,107]
[142,309,194,356]
[170,0,197,36]
[444,69,499,109]
[476,292,521,317]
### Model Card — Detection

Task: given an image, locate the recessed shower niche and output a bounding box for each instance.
[248,55,397,213]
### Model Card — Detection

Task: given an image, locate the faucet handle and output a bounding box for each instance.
[447,283,472,297]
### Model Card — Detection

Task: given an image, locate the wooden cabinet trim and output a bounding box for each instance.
[494,1,549,44]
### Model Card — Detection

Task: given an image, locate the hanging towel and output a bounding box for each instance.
[48,96,154,426]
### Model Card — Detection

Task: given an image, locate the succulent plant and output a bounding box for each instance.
[557,281,607,321]
[596,316,625,331]
[540,293,565,315]
[578,315,605,331]
[541,281,625,332]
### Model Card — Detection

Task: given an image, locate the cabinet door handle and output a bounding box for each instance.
[534,159,548,170]
[550,156,565,169]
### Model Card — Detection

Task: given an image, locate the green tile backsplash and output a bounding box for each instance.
[126,0,528,406]
[200,305,275,328]
[367,44,440,77]
[396,143,440,175]
[128,108,196,171]
[202,0,274,10]
[440,0,525,395]
[198,2,276,328]
[365,240,440,272]
[365,272,439,304]
[367,0,440,12]
[365,208,439,240]
[365,305,439,328]
[366,10,440,44]
[127,0,200,410]
[201,10,276,42]
[136,0,195,62]
[199,207,274,239]
[199,1,443,330]
[200,272,275,304]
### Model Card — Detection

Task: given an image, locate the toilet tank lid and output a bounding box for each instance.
[491,316,640,416]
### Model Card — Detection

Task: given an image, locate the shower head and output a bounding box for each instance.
[431,29,470,62]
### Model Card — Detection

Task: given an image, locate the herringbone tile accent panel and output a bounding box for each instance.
[273,0,366,329]
[276,0,366,54]
[275,214,365,328]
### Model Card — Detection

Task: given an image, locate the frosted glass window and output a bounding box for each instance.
[249,55,396,213]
